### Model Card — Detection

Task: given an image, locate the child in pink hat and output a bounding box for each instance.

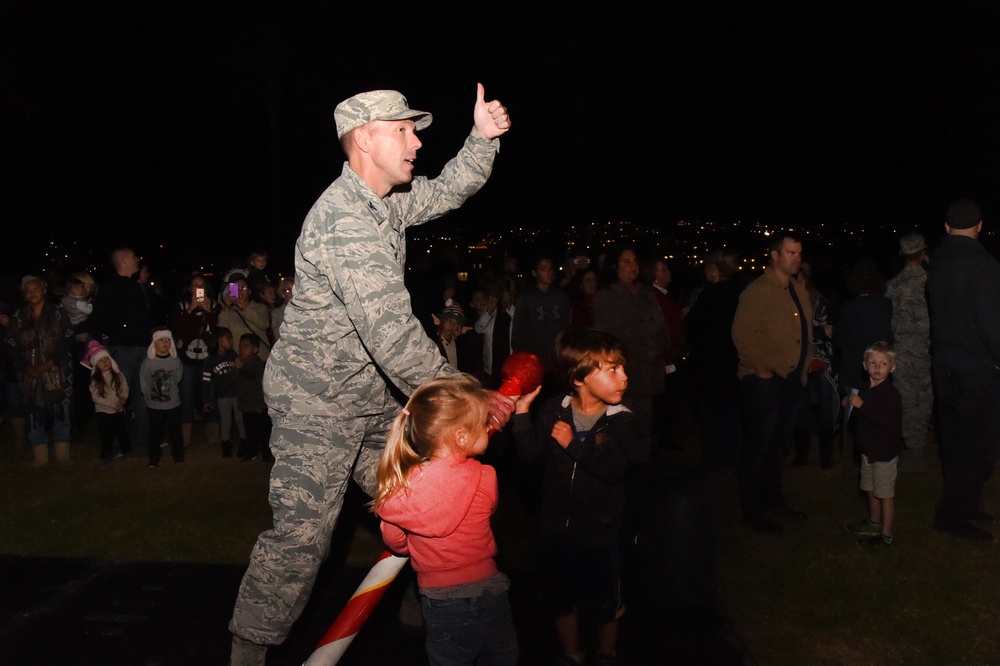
[87,341,132,462]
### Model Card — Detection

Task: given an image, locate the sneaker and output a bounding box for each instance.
[858,533,893,547]
[555,655,586,666]
[846,519,882,535]
[591,654,622,666]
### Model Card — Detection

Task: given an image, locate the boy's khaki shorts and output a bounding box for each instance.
[860,454,898,499]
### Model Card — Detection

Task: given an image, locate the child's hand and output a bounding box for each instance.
[840,396,848,407]
[514,384,542,414]
[848,394,863,408]
[551,420,573,449]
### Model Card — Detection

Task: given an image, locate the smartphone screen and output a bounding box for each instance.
[228,283,239,299]
[195,287,205,301]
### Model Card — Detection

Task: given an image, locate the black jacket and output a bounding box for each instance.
[88,274,154,347]
[513,394,640,546]
[927,234,1000,371]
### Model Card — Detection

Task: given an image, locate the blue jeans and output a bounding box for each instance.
[739,373,804,519]
[26,398,72,444]
[421,591,518,666]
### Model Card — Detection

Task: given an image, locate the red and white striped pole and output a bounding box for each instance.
[303,551,409,666]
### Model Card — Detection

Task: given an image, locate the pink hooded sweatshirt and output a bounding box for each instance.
[377,453,499,590]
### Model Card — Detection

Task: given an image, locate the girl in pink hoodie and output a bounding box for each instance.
[373,373,518,666]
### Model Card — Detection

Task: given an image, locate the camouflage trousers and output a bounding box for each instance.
[229,406,394,646]
[893,350,933,449]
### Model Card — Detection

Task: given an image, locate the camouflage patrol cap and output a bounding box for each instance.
[334,90,432,139]
[899,233,926,255]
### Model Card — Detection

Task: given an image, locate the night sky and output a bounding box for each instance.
[4,2,1000,276]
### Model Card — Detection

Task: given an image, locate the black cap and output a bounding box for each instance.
[946,198,982,229]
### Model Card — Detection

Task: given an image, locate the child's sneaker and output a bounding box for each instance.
[858,533,893,547]
[846,519,882,535]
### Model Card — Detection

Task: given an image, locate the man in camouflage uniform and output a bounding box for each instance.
[229,85,513,664]
[885,232,932,471]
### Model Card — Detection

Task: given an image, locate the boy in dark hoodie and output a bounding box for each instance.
[513,328,640,666]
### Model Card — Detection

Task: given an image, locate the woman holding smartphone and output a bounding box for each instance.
[218,275,271,363]
[169,272,221,448]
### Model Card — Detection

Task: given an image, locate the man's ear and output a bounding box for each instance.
[351,126,371,154]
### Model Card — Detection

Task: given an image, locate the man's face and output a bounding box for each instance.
[122,251,140,277]
[770,239,803,279]
[366,119,422,189]
[470,291,487,315]
[655,261,671,287]
[617,250,640,285]
[533,259,556,287]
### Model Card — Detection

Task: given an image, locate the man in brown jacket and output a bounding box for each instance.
[732,232,813,533]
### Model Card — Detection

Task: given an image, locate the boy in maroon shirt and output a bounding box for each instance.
[845,342,903,546]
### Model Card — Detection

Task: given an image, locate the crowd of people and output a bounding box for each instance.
[2,200,997,658]
[4,81,998,665]
[0,249,288,468]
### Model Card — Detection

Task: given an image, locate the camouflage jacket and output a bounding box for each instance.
[264,133,499,419]
[885,264,929,348]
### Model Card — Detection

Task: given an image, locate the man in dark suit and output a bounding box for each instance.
[473,281,512,390]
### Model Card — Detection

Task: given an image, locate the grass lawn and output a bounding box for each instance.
[3,411,1000,665]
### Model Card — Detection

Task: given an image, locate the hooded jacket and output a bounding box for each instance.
[376,453,499,590]
[513,394,640,546]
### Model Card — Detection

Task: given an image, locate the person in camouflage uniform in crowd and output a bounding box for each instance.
[884,232,932,471]
[229,85,514,664]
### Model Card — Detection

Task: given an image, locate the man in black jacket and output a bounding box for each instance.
[927,199,1000,541]
[88,247,155,454]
